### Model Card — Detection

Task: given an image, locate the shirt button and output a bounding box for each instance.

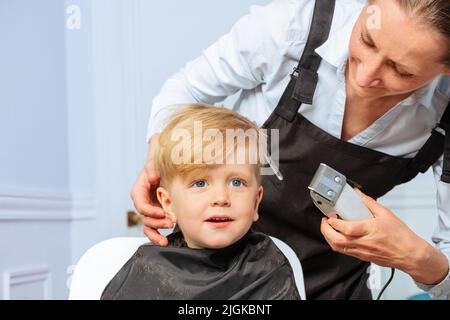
[433,288,442,296]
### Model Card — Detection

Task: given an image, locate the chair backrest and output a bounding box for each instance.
[269,236,306,300]
[69,236,306,300]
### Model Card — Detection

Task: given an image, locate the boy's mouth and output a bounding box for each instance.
[205,216,235,228]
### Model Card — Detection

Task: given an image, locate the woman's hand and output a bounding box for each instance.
[320,189,449,285]
[130,133,173,246]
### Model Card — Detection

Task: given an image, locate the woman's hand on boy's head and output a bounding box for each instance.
[131,168,172,246]
[131,133,172,246]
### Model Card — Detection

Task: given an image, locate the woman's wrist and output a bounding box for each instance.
[403,239,449,285]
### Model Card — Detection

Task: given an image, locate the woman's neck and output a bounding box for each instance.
[341,83,414,141]
[346,84,413,115]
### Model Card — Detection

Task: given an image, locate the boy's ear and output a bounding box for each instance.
[253,185,264,222]
[156,187,177,223]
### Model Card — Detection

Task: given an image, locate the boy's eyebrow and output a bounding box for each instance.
[184,173,209,182]
[181,165,257,183]
[226,169,253,179]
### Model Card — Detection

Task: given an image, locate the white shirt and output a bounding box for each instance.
[147,0,450,298]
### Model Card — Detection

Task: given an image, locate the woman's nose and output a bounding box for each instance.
[355,58,383,88]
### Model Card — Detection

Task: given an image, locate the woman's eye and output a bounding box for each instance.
[360,33,374,48]
[397,71,414,79]
[386,60,414,79]
[192,180,207,188]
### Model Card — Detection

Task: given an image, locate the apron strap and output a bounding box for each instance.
[274,0,336,122]
[407,100,450,183]
[439,100,450,182]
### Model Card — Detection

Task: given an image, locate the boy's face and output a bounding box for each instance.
[157,163,263,249]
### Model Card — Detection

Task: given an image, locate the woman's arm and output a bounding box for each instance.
[146,1,297,142]
[413,155,450,297]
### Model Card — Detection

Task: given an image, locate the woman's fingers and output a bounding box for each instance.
[144,226,169,246]
[131,169,166,218]
[141,215,173,230]
[131,185,166,218]
[132,175,170,246]
[320,218,352,253]
[130,139,170,247]
[145,161,160,186]
[355,189,390,218]
[327,217,373,237]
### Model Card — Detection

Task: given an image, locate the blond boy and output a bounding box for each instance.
[101,104,300,300]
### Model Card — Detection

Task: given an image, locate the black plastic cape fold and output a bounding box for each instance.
[101,230,301,300]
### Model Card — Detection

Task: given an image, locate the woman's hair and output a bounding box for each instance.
[395,0,450,66]
[154,104,267,187]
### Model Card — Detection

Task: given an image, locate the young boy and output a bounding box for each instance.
[101,104,301,300]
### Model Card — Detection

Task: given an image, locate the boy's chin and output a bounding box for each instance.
[201,235,241,249]
[203,240,234,249]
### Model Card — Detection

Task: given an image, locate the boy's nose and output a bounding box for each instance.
[211,187,231,207]
[212,199,231,207]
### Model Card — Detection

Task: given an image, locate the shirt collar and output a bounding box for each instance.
[402,81,437,107]
[314,4,357,74]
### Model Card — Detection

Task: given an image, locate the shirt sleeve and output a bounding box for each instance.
[415,155,450,299]
[146,0,297,142]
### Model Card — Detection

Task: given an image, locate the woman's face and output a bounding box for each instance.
[347,0,450,99]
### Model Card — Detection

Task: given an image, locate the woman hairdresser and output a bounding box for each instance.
[131,0,450,299]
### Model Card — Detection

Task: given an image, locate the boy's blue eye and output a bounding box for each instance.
[230,179,243,187]
[193,180,207,188]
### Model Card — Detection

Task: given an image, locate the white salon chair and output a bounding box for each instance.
[69,236,306,300]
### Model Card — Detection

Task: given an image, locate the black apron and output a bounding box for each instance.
[253,0,450,300]
[100,230,301,300]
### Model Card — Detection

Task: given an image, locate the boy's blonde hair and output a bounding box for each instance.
[154,104,267,187]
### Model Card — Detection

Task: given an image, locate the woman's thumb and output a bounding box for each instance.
[355,189,387,218]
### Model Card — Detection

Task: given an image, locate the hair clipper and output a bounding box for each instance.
[308,163,373,221]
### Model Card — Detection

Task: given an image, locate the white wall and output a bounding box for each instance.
[377,170,438,300]
[0,0,69,189]
[0,0,71,299]
[64,0,98,268]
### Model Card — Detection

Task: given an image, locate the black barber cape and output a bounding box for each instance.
[101,230,301,300]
